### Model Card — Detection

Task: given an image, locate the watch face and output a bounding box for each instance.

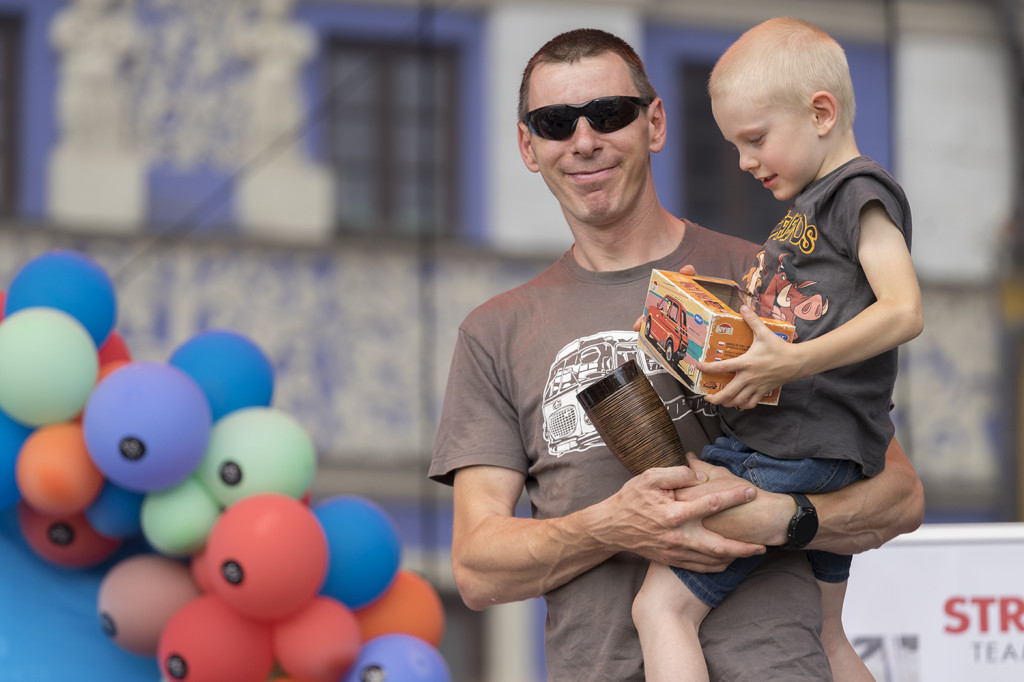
[791,509,818,547]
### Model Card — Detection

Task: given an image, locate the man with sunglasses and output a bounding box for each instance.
[430,28,924,680]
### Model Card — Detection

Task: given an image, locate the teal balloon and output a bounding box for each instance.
[0,307,98,426]
[141,476,221,557]
[169,330,274,421]
[313,496,402,610]
[3,250,117,347]
[0,408,32,509]
[195,407,316,507]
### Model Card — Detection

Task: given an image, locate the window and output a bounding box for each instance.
[0,15,19,217]
[679,62,782,246]
[326,40,458,237]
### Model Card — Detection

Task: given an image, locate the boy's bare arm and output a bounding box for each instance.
[697,201,923,409]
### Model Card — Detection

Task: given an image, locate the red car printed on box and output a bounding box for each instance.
[643,294,687,368]
[638,269,795,405]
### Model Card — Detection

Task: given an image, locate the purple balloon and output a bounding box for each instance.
[342,634,451,682]
[83,362,212,493]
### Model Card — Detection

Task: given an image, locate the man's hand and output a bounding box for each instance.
[695,305,801,410]
[595,463,766,572]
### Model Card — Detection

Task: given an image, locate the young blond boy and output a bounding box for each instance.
[631,17,923,681]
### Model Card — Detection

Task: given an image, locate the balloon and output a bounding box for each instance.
[169,329,274,421]
[204,493,327,622]
[341,634,452,682]
[0,307,98,426]
[314,496,401,609]
[195,407,316,508]
[0,408,31,509]
[158,593,274,682]
[16,501,121,568]
[96,329,131,368]
[3,249,117,347]
[189,548,216,594]
[141,476,221,557]
[355,569,446,647]
[15,421,104,516]
[272,596,361,682]
[83,361,212,492]
[97,553,201,657]
[85,481,144,539]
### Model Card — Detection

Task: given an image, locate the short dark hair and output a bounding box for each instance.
[518,28,658,120]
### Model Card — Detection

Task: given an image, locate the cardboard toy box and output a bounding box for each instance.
[637,269,796,405]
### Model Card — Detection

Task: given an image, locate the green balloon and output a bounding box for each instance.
[141,476,221,557]
[0,307,98,426]
[195,406,317,507]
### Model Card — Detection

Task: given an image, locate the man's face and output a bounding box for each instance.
[517,53,664,230]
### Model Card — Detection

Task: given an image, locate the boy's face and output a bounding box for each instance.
[711,92,830,203]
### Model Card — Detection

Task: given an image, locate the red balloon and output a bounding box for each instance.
[16,422,104,515]
[189,548,215,594]
[97,553,201,657]
[158,593,274,682]
[355,569,446,647]
[204,493,327,622]
[16,501,120,568]
[272,596,362,682]
[97,330,132,368]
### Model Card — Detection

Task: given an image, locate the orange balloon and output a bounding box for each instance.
[16,501,121,568]
[272,596,362,682]
[16,422,104,515]
[354,569,445,647]
[97,553,201,656]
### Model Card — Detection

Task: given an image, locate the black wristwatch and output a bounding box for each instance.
[784,492,818,548]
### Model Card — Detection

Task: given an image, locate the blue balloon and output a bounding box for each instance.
[342,634,452,682]
[3,250,117,347]
[85,481,144,539]
[313,496,402,610]
[168,330,274,421]
[82,362,212,493]
[0,408,32,509]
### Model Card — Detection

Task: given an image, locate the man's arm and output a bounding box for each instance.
[688,437,924,554]
[450,463,765,610]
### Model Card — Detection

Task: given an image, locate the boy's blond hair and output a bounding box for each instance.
[709,17,856,132]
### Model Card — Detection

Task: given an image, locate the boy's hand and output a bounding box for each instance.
[694,306,801,409]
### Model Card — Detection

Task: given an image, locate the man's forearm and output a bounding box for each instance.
[808,437,924,554]
[451,464,765,609]
[692,438,924,554]
[452,503,616,610]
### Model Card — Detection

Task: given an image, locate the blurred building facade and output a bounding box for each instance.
[0,0,1020,679]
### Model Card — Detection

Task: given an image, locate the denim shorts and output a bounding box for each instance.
[671,433,865,608]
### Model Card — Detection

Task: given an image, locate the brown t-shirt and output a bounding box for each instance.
[430,222,830,681]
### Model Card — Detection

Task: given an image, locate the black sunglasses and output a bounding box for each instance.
[522,96,654,141]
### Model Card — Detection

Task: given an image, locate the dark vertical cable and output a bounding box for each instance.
[993,0,1024,521]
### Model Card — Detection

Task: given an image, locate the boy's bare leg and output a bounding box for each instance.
[819,579,875,681]
[632,560,712,682]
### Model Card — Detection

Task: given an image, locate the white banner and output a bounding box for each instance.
[844,523,1024,681]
